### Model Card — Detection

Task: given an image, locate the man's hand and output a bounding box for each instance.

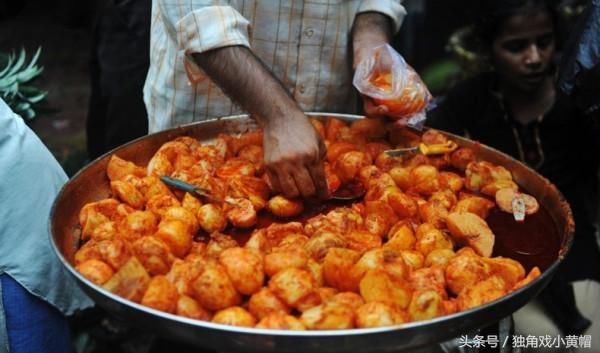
[362,96,410,127]
[263,113,328,199]
[192,47,328,199]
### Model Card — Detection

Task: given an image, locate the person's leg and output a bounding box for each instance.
[103,64,149,153]
[0,274,74,353]
[572,280,600,352]
[87,24,109,161]
[537,275,591,335]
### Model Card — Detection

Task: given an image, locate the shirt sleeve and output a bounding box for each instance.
[174,5,251,54]
[157,2,252,84]
[357,0,407,33]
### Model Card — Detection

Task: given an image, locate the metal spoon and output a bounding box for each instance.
[384,141,458,157]
[330,181,366,201]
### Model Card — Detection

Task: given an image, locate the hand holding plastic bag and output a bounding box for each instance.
[353,44,432,129]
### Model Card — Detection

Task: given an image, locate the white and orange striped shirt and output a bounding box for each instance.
[144,0,406,133]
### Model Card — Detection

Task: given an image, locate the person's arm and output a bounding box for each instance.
[158,3,327,199]
[352,12,393,70]
[192,48,328,200]
[352,12,396,119]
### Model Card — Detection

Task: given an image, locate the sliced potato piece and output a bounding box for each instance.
[446,212,495,257]
[495,188,539,218]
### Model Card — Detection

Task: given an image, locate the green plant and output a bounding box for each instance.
[0,47,47,120]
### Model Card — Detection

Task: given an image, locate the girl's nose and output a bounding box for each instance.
[524,44,542,66]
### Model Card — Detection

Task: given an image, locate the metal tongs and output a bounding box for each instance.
[160,176,221,203]
[384,140,458,157]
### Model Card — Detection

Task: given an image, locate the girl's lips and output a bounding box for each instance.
[521,72,547,84]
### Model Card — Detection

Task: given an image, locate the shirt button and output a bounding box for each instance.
[299,85,306,94]
[303,28,314,38]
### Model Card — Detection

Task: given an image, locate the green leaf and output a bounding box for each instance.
[15,66,43,83]
[0,81,19,95]
[3,48,27,78]
[14,101,31,112]
[0,75,18,88]
[421,60,462,94]
[24,47,42,71]
[25,91,47,103]
[0,47,47,120]
[0,54,14,78]
[20,107,36,120]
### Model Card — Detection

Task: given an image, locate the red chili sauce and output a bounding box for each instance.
[486,206,562,272]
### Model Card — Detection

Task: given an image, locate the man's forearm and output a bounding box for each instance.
[192,47,304,127]
[351,12,393,68]
[192,46,328,199]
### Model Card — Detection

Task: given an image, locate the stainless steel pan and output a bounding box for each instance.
[49,113,573,353]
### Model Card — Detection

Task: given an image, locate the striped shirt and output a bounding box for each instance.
[144,0,406,133]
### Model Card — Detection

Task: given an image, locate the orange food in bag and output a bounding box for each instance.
[370,72,428,118]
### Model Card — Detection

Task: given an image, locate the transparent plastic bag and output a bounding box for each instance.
[353,44,432,129]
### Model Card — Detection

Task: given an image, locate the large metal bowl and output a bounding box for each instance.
[50,113,574,353]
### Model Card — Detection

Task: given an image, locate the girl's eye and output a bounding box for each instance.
[502,39,528,53]
[536,34,554,50]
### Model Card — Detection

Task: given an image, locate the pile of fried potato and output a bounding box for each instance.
[74,117,540,330]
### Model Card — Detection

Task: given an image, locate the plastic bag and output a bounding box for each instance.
[353,44,432,129]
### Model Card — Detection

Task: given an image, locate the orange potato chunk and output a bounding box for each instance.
[300,301,355,330]
[333,151,372,183]
[359,269,412,310]
[219,247,265,295]
[119,210,158,241]
[268,268,317,309]
[457,275,508,311]
[445,248,492,295]
[409,165,440,196]
[248,287,291,320]
[450,147,476,171]
[102,257,151,303]
[355,301,407,328]
[191,260,241,311]
[267,195,304,218]
[212,306,256,327]
[176,295,212,321]
[106,155,146,181]
[76,259,114,285]
[465,161,513,195]
[224,197,257,228]
[141,275,178,313]
[197,204,227,234]
[131,236,174,276]
[408,290,445,321]
[322,248,361,292]
[155,219,193,259]
[453,195,495,219]
[256,313,306,330]
[264,248,309,278]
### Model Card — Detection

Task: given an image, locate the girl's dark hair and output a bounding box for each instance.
[474,0,558,49]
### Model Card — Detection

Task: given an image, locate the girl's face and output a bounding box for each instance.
[491,9,555,93]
